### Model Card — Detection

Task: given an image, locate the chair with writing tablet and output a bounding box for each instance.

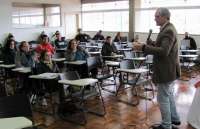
[58,71,106,125]
[87,56,118,94]
[116,60,154,106]
[0,94,41,129]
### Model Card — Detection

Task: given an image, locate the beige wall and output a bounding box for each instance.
[0,0,81,43]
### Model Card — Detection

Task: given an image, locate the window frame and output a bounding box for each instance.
[135,0,200,34]
[12,2,62,28]
[80,1,129,32]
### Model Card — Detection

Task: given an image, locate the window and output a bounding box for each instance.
[82,1,129,11]
[45,6,61,27]
[81,1,129,32]
[12,7,44,27]
[82,12,103,31]
[12,3,61,28]
[135,0,200,34]
[140,0,200,8]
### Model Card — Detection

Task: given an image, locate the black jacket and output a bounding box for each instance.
[3,49,16,64]
[75,33,90,42]
[101,43,117,56]
[93,34,104,40]
[184,36,197,50]
[36,61,59,74]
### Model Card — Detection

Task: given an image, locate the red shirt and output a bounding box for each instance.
[35,43,55,55]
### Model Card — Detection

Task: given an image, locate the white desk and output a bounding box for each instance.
[118,48,132,51]
[52,58,66,62]
[105,61,120,67]
[116,68,149,74]
[12,67,31,74]
[124,57,146,61]
[0,117,32,129]
[58,78,105,122]
[187,87,200,129]
[64,60,86,65]
[29,73,59,80]
[116,68,150,106]
[88,51,101,55]
[86,46,98,49]
[180,49,199,53]
[58,78,98,87]
[0,64,16,68]
[179,54,198,58]
[102,55,124,59]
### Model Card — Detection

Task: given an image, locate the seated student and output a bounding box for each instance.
[37,50,59,74]
[15,41,38,94]
[113,32,122,43]
[101,36,118,56]
[15,41,37,67]
[4,33,19,48]
[3,39,17,64]
[53,31,67,49]
[37,31,46,44]
[183,32,197,50]
[35,34,55,56]
[65,39,97,78]
[92,30,105,41]
[35,51,60,103]
[75,28,91,42]
[65,39,89,61]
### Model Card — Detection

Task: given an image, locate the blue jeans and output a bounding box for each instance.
[157,81,180,129]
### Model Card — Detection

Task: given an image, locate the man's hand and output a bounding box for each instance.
[146,38,155,46]
[133,42,144,51]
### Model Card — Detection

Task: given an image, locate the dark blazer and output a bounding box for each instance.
[101,43,117,56]
[3,49,16,64]
[143,22,180,83]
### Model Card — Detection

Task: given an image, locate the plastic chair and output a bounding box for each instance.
[58,71,106,125]
[87,56,117,94]
[0,94,40,128]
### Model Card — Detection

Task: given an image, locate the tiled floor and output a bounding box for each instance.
[32,74,199,129]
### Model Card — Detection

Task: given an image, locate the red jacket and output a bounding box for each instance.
[35,43,55,55]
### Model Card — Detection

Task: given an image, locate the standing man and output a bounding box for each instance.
[133,8,181,129]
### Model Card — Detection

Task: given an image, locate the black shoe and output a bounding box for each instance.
[172,121,181,126]
[151,124,166,129]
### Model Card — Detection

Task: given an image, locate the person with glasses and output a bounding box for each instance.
[133,8,181,129]
[15,41,37,67]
